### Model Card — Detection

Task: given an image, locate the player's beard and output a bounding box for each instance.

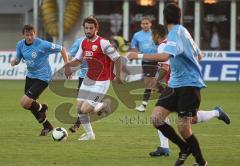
[85,33,95,40]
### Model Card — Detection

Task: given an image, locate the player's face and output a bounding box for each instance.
[141,19,152,32]
[24,30,36,44]
[84,23,97,39]
[152,33,159,45]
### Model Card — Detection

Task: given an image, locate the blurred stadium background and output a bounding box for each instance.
[0,0,240,166]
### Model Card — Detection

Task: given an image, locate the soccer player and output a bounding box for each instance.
[128,4,231,165]
[148,24,230,158]
[11,24,70,136]
[131,16,158,112]
[64,16,122,141]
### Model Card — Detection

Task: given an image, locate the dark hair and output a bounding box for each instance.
[163,3,181,25]
[22,24,36,35]
[152,24,168,38]
[141,16,152,22]
[82,16,99,30]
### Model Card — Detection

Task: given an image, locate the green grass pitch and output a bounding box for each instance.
[0,80,239,166]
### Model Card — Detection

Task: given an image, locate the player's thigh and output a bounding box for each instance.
[177,87,201,118]
[144,77,157,89]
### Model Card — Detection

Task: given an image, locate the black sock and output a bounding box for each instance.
[143,89,152,104]
[43,120,52,129]
[186,134,205,164]
[157,123,188,151]
[29,101,41,120]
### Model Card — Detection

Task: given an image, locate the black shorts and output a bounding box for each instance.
[24,77,48,100]
[155,86,201,117]
[142,61,158,77]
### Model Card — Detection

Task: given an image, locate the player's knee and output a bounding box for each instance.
[151,114,164,128]
[20,97,31,109]
[151,108,166,128]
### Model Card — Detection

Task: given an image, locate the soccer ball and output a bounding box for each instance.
[52,127,68,142]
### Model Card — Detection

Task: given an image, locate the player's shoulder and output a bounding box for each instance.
[16,39,25,47]
[133,30,143,37]
[34,38,49,47]
[76,36,86,43]
[99,36,110,44]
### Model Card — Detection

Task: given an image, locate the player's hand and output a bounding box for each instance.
[127,52,139,60]
[64,65,72,79]
[10,59,19,66]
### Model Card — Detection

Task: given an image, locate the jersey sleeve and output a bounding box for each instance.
[15,41,23,61]
[74,42,83,60]
[42,40,62,53]
[130,34,138,49]
[100,39,120,61]
[163,32,183,57]
[68,38,84,57]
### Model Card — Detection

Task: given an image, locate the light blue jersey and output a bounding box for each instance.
[68,37,88,78]
[131,30,157,61]
[16,38,62,82]
[163,25,206,88]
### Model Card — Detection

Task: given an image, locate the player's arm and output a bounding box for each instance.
[11,58,20,66]
[64,43,83,78]
[198,53,202,61]
[60,47,69,64]
[11,42,22,66]
[130,34,139,52]
[113,57,123,83]
[130,48,138,52]
[101,39,123,83]
[65,58,82,67]
[127,52,170,62]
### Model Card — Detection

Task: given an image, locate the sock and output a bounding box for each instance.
[29,101,41,121]
[185,134,206,164]
[158,130,169,148]
[158,117,170,148]
[142,89,152,106]
[197,110,219,123]
[43,120,52,129]
[156,122,188,151]
[78,114,94,134]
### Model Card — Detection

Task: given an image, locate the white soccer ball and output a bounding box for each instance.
[52,127,68,142]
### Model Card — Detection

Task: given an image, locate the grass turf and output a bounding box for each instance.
[0,80,239,166]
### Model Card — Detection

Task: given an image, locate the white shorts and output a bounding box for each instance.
[77,76,110,107]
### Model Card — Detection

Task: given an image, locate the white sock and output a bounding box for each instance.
[158,118,169,149]
[197,110,219,123]
[78,114,94,134]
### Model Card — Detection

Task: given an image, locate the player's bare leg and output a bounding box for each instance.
[20,95,53,136]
